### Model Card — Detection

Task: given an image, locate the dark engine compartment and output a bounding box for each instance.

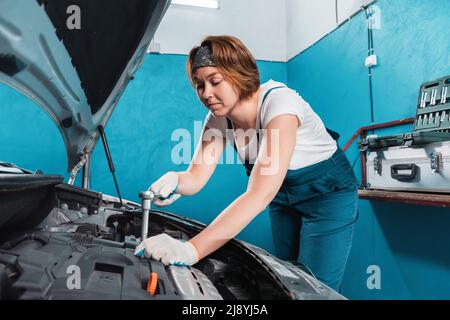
[0,230,224,300]
[0,175,329,300]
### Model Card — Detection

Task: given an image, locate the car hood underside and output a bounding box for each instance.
[0,0,169,171]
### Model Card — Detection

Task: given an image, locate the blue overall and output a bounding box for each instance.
[227,86,358,292]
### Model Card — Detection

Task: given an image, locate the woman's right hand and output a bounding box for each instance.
[149,171,181,207]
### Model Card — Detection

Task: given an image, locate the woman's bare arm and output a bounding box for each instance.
[190,114,300,259]
[176,126,226,196]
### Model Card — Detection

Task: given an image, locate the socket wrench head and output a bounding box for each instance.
[139,190,154,211]
[139,190,155,200]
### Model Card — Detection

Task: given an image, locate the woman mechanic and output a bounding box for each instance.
[135,35,358,291]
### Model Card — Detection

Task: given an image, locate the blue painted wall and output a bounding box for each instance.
[0,54,286,255]
[2,0,449,300]
[287,0,450,299]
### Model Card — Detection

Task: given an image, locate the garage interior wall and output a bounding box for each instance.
[287,0,450,299]
[286,0,374,60]
[1,0,450,299]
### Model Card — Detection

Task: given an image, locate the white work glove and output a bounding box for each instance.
[150,171,181,207]
[134,233,199,266]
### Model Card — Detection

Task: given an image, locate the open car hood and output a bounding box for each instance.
[0,0,170,171]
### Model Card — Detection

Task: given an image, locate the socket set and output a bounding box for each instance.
[359,75,450,151]
[414,75,450,132]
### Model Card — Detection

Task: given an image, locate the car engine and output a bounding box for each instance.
[0,174,344,300]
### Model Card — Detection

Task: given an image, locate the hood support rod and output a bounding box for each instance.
[98,125,123,206]
[82,150,91,190]
[68,156,87,185]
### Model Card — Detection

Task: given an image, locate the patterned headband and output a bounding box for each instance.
[191,45,216,72]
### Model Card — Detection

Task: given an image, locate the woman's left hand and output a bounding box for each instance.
[134,233,199,266]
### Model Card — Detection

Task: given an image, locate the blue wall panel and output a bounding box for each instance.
[287,0,450,299]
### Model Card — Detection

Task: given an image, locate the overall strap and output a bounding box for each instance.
[227,85,286,150]
[261,86,286,109]
[227,85,286,174]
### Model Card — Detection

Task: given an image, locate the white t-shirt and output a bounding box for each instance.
[204,79,337,170]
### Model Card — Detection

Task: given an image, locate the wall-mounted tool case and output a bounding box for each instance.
[359,75,450,193]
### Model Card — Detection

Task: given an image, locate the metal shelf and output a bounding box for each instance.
[358,189,450,207]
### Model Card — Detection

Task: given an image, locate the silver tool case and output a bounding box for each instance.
[359,75,450,193]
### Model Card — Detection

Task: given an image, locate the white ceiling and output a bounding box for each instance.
[152,0,287,61]
[153,0,375,62]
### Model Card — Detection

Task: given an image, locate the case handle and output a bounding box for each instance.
[390,164,418,181]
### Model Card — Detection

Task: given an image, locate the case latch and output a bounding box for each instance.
[402,133,414,147]
[374,156,382,175]
[359,138,369,152]
[430,152,442,173]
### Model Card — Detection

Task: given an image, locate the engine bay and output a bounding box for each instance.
[0,230,224,299]
[0,175,343,300]
[0,177,301,300]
